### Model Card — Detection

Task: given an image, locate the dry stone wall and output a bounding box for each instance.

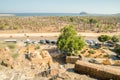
[75,60,120,80]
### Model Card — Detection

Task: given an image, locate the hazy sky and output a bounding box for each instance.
[0,0,120,14]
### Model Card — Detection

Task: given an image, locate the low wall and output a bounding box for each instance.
[66,56,81,64]
[75,60,120,80]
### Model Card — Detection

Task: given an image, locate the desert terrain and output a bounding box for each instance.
[0,16,120,80]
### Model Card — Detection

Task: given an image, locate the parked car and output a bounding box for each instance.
[51,40,57,45]
[95,43,102,48]
[85,40,94,45]
[106,41,114,47]
[45,40,51,44]
[24,39,31,44]
[32,41,38,44]
[92,40,98,45]
[39,40,46,44]
[4,39,17,43]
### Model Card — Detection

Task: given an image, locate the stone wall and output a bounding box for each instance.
[75,60,120,80]
[66,56,81,64]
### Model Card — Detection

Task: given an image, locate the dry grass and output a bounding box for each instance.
[80,48,109,58]
[0,16,120,33]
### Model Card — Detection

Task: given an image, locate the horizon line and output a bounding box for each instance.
[0,12,119,14]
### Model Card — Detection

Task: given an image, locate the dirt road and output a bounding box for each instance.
[0,32,119,38]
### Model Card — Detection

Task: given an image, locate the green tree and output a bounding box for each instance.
[57,25,85,56]
[89,18,97,30]
[89,18,97,24]
[98,35,111,45]
[70,17,74,22]
[0,24,6,30]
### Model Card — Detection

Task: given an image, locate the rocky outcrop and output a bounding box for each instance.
[0,47,14,68]
[29,50,52,69]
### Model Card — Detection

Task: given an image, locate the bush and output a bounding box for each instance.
[98,35,111,45]
[57,25,86,56]
[12,53,19,59]
[35,45,40,50]
[114,46,120,55]
[111,35,120,43]
[81,50,86,54]
[88,50,95,54]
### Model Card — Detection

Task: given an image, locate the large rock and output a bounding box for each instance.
[0,47,14,68]
[25,50,53,71]
[102,59,111,65]
[40,50,53,66]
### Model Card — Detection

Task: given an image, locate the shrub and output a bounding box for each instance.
[12,53,19,59]
[88,50,95,54]
[35,45,40,50]
[111,35,120,43]
[57,25,86,56]
[81,50,86,54]
[114,46,120,55]
[98,35,111,45]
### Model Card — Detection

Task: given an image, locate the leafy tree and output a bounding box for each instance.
[57,25,85,56]
[89,18,97,24]
[0,24,6,30]
[98,35,111,45]
[70,17,74,22]
[89,18,97,31]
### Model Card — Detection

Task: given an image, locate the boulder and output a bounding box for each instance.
[26,50,53,70]
[102,59,111,65]
[40,50,53,65]
[0,48,14,68]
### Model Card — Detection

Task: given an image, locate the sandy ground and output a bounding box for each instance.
[0,14,15,16]
[0,32,119,38]
[0,32,119,42]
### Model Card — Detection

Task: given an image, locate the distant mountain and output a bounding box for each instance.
[79,12,88,15]
[79,12,120,16]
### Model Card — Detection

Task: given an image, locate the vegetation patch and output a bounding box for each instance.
[88,50,96,54]
[7,43,16,49]
[12,53,19,59]
[35,44,40,50]
[114,46,120,55]
[81,50,86,54]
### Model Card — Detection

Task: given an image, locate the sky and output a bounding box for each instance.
[0,0,120,14]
